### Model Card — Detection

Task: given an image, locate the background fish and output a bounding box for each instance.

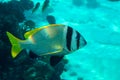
[32,2,40,13]
[6,24,87,58]
[46,15,56,24]
[42,0,49,12]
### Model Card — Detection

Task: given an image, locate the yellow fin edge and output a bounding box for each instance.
[41,48,63,56]
[24,24,65,39]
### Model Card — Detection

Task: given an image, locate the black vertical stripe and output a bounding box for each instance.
[76,31,80,49]
[66,26,73,51]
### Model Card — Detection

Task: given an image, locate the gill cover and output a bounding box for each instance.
[6,32,23,58]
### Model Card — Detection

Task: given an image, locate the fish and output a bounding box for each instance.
[6,24,87,58]
[46,15,56,24]
[42,0,49,12]
[32,2,40,13]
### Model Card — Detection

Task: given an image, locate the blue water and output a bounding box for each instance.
[1,0,120,80]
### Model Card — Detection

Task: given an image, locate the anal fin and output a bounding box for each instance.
[42,48,63,56]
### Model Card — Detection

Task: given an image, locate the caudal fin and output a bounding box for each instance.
[6,32,23,58]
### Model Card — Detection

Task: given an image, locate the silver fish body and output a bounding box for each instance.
[6,24,87,58]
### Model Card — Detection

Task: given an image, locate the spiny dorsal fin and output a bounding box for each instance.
[24,28,43,39]
[24,24,65,39]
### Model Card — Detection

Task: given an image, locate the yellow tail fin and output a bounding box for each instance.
[6,32,23,58]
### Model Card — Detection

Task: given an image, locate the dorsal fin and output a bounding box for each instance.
[24,28,43,39]
[24,24,65,39]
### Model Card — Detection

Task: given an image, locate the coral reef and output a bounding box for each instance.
[0,50,67,80]
[0,0,34,66]
[50,57,68,80]
[0,0,34,42]
[20,20,36,32]
[0,51,52,80]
